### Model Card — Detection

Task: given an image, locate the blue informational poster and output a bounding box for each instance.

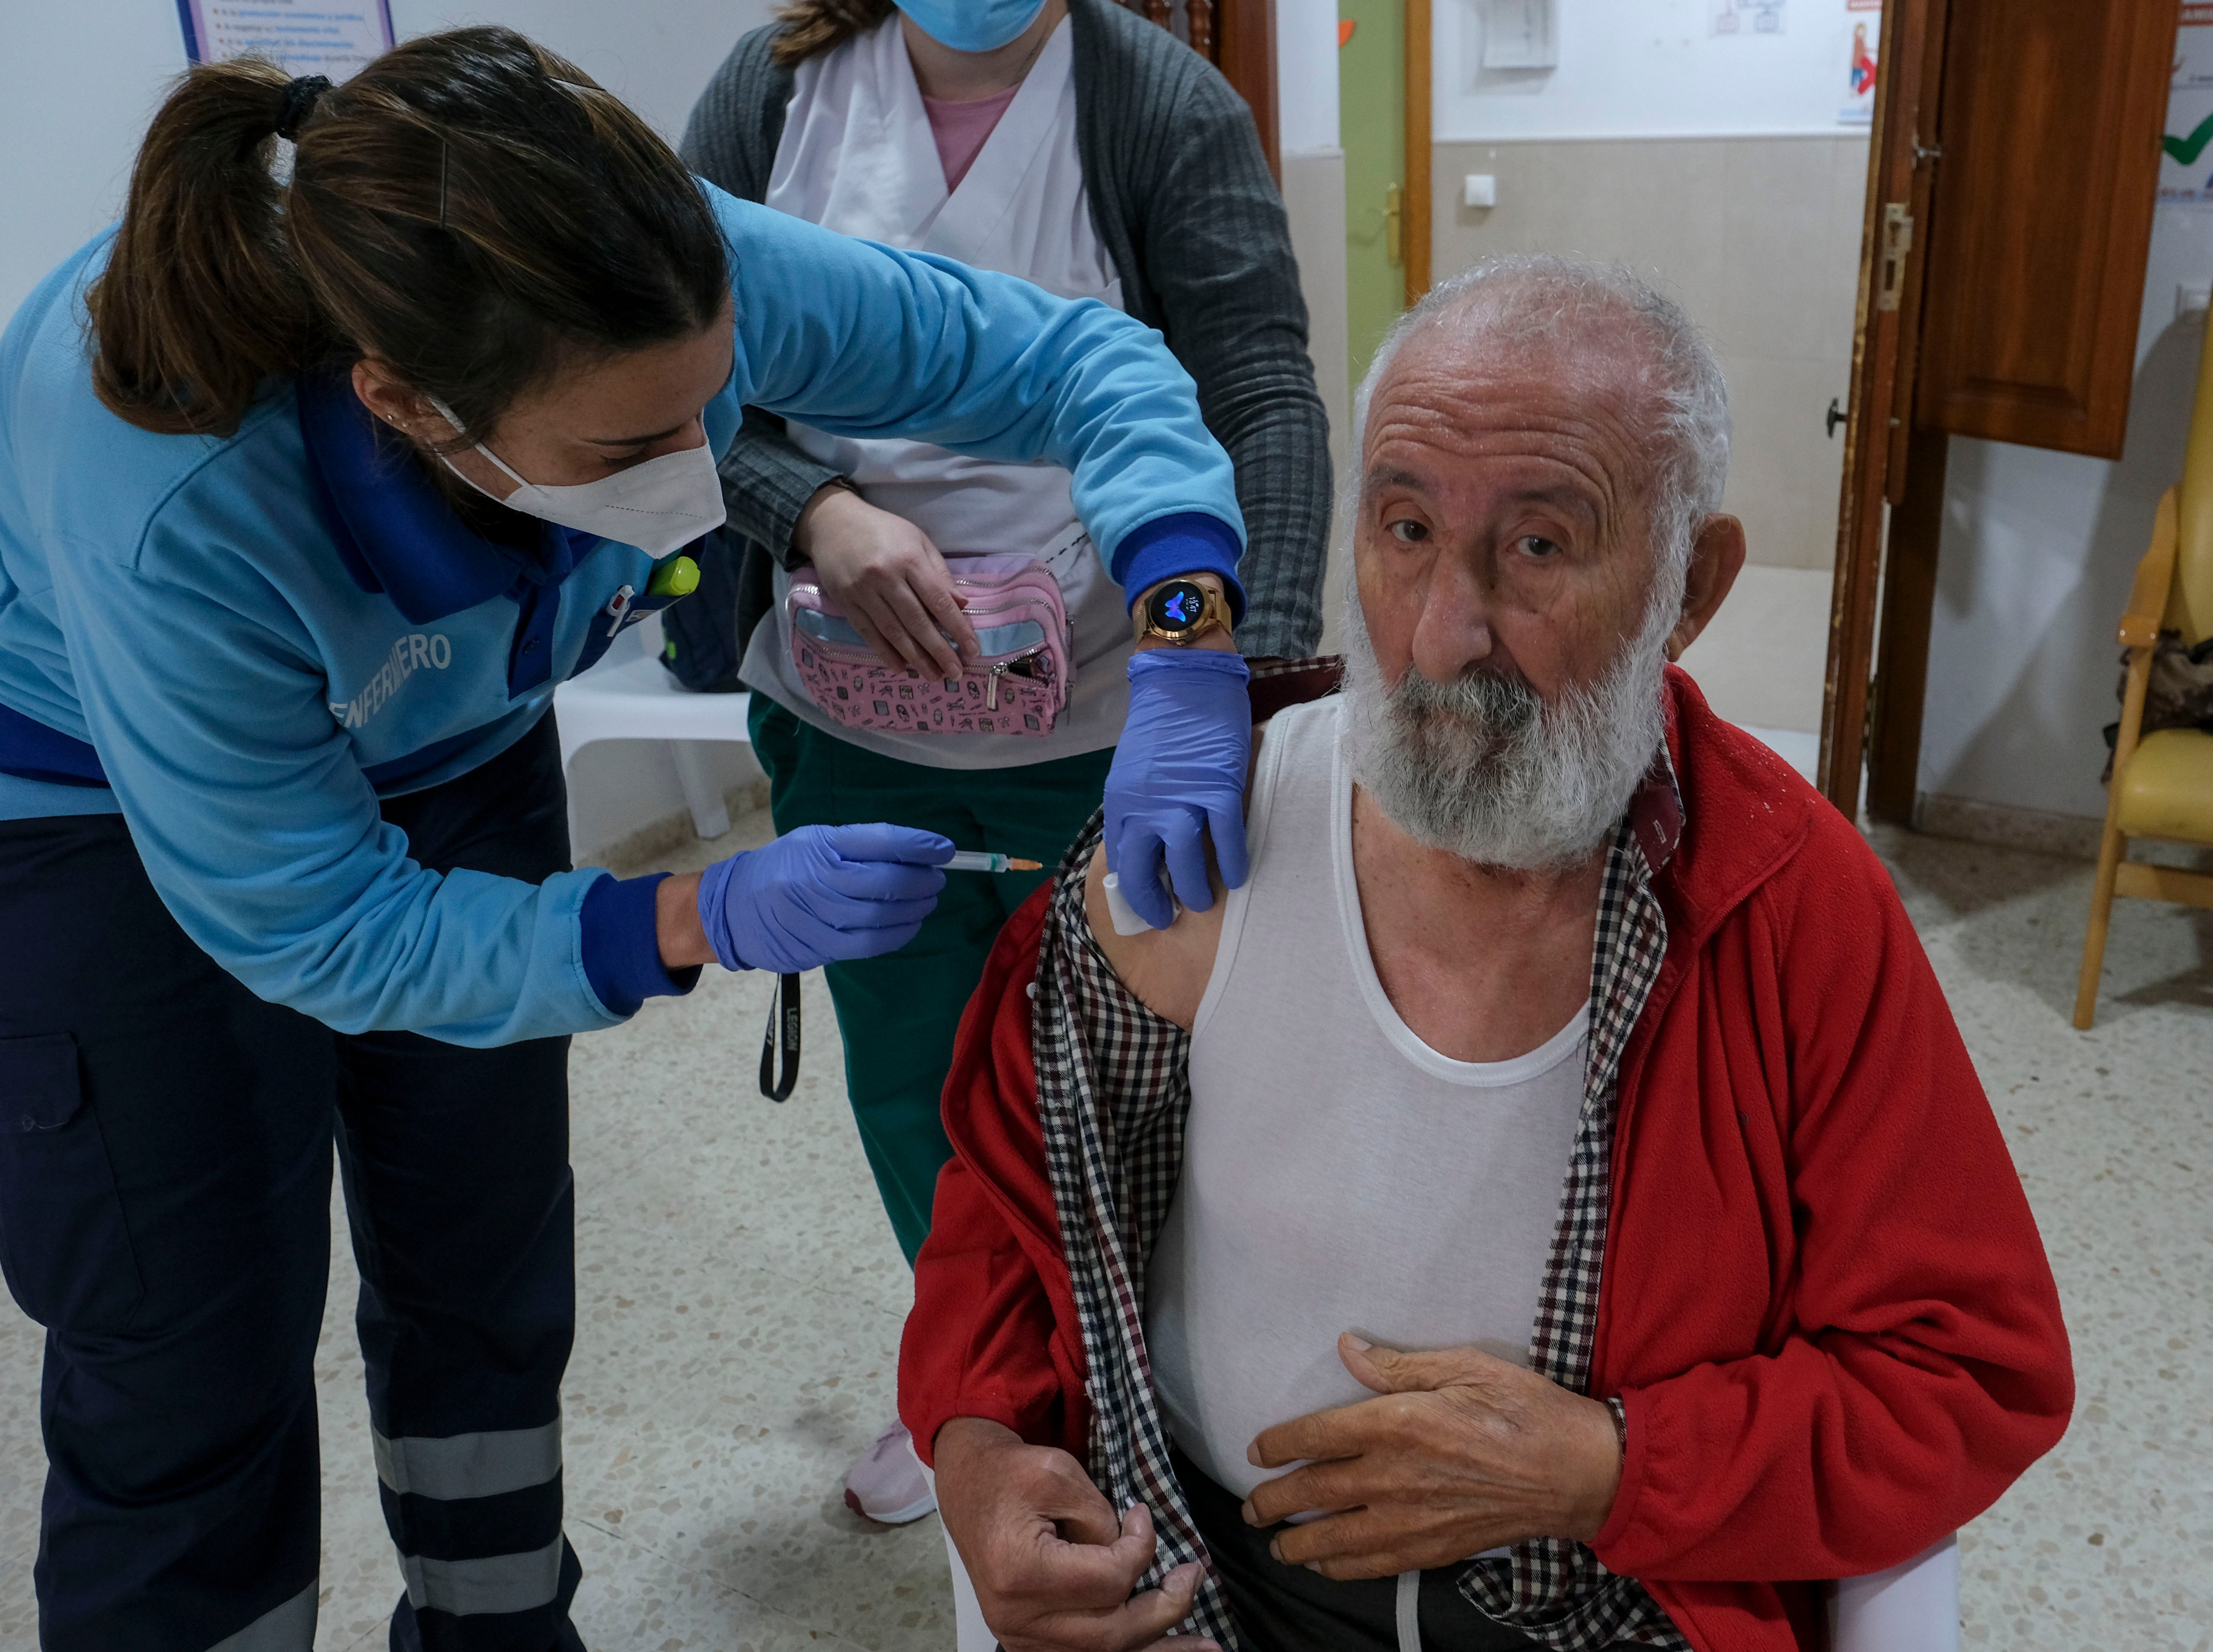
[176,1,397,80]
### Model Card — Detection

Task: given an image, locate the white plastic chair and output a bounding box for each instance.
[939,1528,1961,1652]
[552,618,753,840]
[1831,1534,1960,1652]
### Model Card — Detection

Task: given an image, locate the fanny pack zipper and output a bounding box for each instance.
[986,642,1050,709]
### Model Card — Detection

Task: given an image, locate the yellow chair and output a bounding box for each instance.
[2074,320,2213,1029]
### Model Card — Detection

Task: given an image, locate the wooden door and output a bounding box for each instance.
[1914,0,2178,456]
[1819,0,2179,820]
[1819,0,1948,815]
[1403,0,1431,308]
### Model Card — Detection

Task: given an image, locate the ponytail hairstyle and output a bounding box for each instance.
[770,0,896,67]
[88,28,731,440]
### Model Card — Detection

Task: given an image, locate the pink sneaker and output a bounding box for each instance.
[844,1418,936,1525]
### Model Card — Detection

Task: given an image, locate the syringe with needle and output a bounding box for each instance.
[943,850,1043,873]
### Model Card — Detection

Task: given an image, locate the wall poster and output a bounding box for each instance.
[2161,4,2213,208]
[1839,0,1879,125]
[175,1,397,80]
[1713,0,1787,36]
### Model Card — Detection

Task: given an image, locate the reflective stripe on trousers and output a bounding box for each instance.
[400,1538,568,1617]
[374,1420,567,1615]
[205,1583,317,1652]
[375,1418,563,1502]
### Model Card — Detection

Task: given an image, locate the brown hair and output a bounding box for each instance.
[770,0,896,67]
[88,28,730,440]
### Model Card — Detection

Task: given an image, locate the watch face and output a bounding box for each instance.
[1151,582,1208,632]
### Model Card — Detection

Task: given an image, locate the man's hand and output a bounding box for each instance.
[1239,1335,1623,1581]
[935,1417,1220,1652]
[792,483,980,677]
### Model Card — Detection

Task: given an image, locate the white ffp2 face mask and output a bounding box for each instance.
[427,396,727,558]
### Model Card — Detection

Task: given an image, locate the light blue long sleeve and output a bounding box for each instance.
[715,189,1244,579]
[0,188,1245,1045]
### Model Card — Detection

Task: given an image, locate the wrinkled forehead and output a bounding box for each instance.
[1361,308,1665,496]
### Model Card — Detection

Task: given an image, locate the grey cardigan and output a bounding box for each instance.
[679,0,1332,667]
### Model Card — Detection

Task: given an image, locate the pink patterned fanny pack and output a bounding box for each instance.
[784,554,1073,737]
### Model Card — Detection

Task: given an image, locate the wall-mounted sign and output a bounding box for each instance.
[1441,0,1902,141]
[1840,0,1880,125]
[1482,0,1557,70]
[2160,5,2213,208]
[175,1,396,79]
[1713,0,1787,37]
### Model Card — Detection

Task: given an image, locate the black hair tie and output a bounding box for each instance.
[273,75,331,141]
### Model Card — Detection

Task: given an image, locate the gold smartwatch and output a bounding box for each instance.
[1134,578,1235,646]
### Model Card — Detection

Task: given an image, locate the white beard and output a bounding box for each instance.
[1342,575,1675,873]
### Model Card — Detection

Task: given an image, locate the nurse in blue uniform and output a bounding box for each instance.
[0,26,1251,1652]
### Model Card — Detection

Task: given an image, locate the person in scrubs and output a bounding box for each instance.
[0,26,1251,1652]
[679,0,1329,1520]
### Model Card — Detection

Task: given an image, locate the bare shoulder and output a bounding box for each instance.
[1078,721,1271,1031]
[1081,845,1226,1031]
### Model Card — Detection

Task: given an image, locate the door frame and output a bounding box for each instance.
[1819,0,1947,817]
[1404,0,1432,307]
[1217,0,1282,181]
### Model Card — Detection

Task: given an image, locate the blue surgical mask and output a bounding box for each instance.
[897,0,1048,54]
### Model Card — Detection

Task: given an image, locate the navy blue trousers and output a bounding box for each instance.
[0,716,586,1652]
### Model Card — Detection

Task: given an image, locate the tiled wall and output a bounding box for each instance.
[1429,135,1871,571]
[1279,147,1354,652]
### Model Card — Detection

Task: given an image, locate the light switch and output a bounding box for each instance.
[1464,173,1498,209]
[2179,282,2211,323]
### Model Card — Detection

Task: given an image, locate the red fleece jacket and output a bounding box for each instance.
[900,669,2073,1652]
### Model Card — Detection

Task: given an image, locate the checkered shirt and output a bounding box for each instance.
[1028,714,1693,1651]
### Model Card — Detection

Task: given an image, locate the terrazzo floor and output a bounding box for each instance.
[0,805,2204,1650]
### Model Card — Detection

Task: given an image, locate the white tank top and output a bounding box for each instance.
[1145,697,1589,1502]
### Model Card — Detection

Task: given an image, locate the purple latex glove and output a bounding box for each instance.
[697,823,952,973]
[1103,649,1252,930]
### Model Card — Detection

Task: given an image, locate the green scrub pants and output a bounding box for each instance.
[747,695,1114,1264]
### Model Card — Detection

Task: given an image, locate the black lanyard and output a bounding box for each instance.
[758,970,801,1102]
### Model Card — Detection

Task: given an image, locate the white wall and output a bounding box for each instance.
[1275,0,1341,153]
[1273,0,1348,464]
[1918,208,2213,824]
[0,0,774,324]
[390,0,776,140]
[0,3,189,324]
[1270,0,1351,646]
[1435,0,1877,142]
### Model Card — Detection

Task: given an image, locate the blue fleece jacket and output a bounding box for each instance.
[0,183,1244,1046]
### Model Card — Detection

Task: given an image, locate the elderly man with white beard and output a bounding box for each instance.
[896,257,2073,1652]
